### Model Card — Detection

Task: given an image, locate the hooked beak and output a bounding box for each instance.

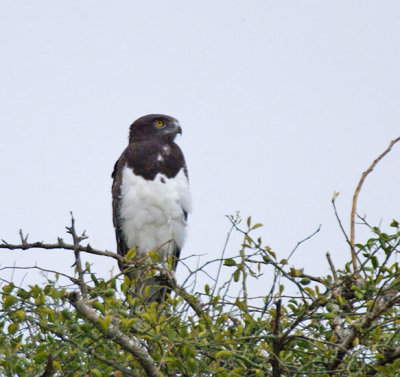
[163,120,182,137]
[175,124,182,135]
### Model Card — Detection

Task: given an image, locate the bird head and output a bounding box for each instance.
[129,114,182,143]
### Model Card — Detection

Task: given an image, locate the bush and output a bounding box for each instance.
[1,137,399,377]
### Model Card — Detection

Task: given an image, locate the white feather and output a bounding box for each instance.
[119,165,191,258]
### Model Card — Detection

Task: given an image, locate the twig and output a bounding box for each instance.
[0,265,82,286]
[331,195,351,247]
[286,225,322,262]
[19,229,29,245]
[212,219,235,297]
[167,273,206,319]
[326,252,338,281]
[350,137,400,276]
[66,213,88,297]
[226,216,310,302]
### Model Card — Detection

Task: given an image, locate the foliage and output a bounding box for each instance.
[1,214,400,377]
[1,137,400,376]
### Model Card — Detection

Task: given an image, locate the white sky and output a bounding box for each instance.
[1,1,399,294]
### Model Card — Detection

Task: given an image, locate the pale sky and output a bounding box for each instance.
[1,1,399,294]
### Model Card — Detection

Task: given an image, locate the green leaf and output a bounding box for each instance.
[62,309,73,321]
[247,216,252,227]
[80,323,92,334]
[7,323,19,335]
[3,296,17,310]
[265,246,276,259]
[337,295,346,306]
[2,283,14,294]
[215,350,231,359]
[14,309,25,322]
[91,369,103,377]
[103,288,115,297]
[91,273,99,285]
[224,258,236,267]
[17,288,29,299]
[290,268,302,277]
[300,278,311,285]
[99,315,112,332]
[233,269,240,282]
[34,351,48,363]
[125,248,137,261]
[182,345,196,359]
[53,361,62,372]
[94,301,105,315]
[149,250,159,262]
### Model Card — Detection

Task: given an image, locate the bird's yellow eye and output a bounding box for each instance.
[155,120,164,127]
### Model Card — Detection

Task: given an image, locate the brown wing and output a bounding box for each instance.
[111,153,128,260]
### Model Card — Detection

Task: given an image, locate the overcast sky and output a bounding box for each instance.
[1,1,399,294]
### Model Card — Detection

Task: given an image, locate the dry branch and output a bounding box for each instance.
[0,239,123,262]
[350,137,400,275]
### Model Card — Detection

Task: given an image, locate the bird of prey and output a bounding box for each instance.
[112,114,191,302]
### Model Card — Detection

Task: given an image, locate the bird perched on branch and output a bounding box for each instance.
[112,114,191,303]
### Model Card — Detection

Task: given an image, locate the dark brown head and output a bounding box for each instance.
[129,114,182,143]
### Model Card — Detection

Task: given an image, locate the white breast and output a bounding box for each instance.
[119,165,191,257]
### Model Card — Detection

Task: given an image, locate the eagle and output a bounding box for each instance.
[112,114,191,303]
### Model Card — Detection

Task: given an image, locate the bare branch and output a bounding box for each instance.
[66,213,88,297]
[0,240,122,262]
[286,225,322,262]
[331,194,351,247]
[326,252,338,281]
[350,136,400,275]
[212,219,235,297]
